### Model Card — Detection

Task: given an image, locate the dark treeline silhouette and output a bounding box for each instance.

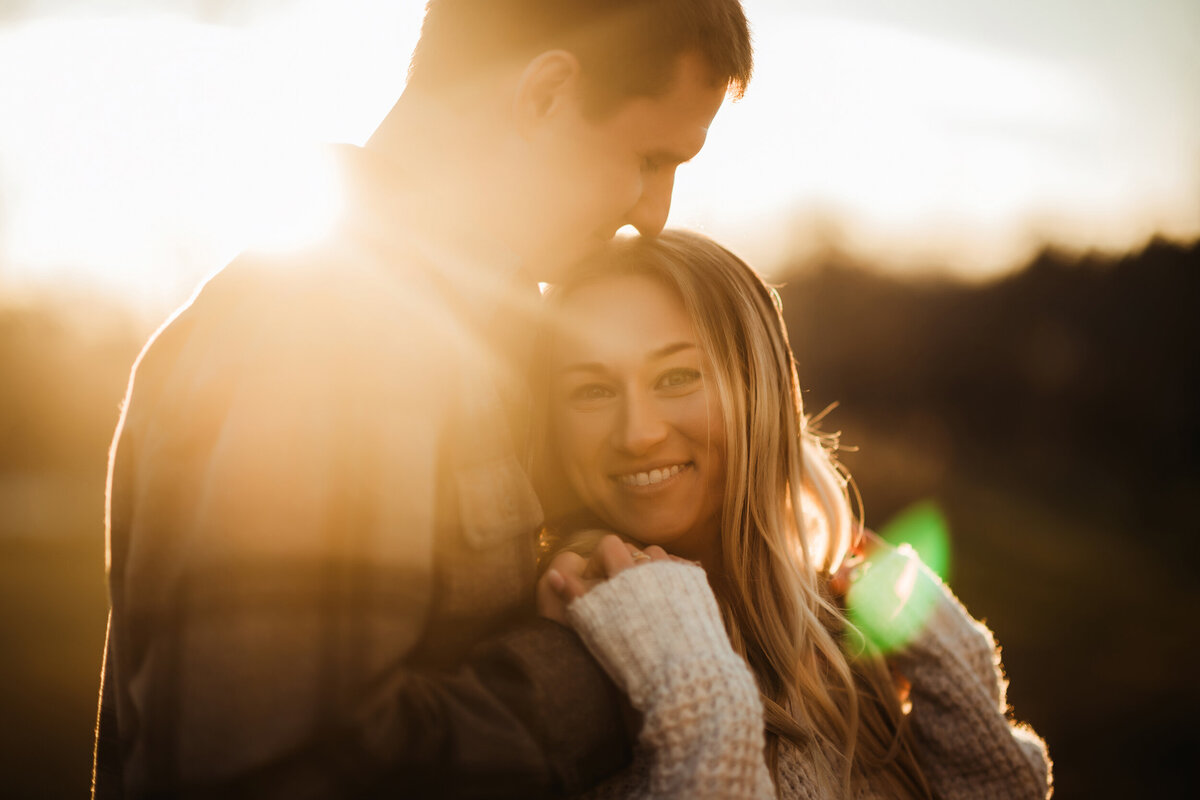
[0,238,1196,797]
[777,236,1199,798]
[783,237,1199,539]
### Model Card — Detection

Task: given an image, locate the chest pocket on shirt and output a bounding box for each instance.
[456,453,543,548]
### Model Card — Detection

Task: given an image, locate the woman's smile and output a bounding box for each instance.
[550,273,726,559]
[613,461,691,489]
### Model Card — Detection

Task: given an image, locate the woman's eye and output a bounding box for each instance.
[569,383,613,403]
[657,368,701,390]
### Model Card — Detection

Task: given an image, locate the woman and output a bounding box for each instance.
[531,230,1051,799]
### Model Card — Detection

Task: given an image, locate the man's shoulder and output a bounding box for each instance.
[222,232,453,338]
[132,238,463,411]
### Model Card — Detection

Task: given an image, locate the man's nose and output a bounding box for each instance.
[612,391,668,455]
[627,169,676,238]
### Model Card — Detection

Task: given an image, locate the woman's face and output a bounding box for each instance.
[549,273,726,559]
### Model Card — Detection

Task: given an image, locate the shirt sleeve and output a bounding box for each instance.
[566,562,777,800]
[879,550,1054,800]
[98,263,632,798]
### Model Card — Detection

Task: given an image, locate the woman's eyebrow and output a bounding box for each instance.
[649,342,697,360]
[559,362,608,375]
[558,342,696,374]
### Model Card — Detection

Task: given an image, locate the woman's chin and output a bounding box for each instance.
[621,524,696,555]
[593,504,717,559]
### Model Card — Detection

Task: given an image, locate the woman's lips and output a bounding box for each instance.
[613,462,692,488]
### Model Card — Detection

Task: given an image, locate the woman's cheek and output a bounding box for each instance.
[560,416,600,491]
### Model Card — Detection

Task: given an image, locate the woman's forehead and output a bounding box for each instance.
[551,273,698,364]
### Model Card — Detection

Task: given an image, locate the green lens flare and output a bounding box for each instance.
[878,500,951,581]
[846,545,941,653]
[845,501,952,653]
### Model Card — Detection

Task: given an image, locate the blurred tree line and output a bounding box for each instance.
[784,237,1199,539]
[0,238,1196,797]
[0,293,144,797]
[778,237,1199,798]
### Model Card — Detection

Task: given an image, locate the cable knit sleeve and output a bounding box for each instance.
[566,561,776,800]
[876,549,1053,800]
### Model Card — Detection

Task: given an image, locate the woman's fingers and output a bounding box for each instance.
[551,550,589,597]
[590,534,636,578]
[536,569,569,625]
[857,527,887,557]
[829,560,857,598]
[536,569,565,623]
[540,536,677,622]
[623,540,654,565]
[537,550,590,623]
[832,529,888,597]
[643,545,671,562]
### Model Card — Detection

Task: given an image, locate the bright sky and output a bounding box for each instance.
[0,0,1197,311]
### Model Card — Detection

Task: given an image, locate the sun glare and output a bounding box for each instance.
[671,14,1196,278]
[0,6,418,305]
[0,2,1195,302]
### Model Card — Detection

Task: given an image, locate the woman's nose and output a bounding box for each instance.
[612,391,668,455]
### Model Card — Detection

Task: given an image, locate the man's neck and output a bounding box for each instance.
[368,91,511,245]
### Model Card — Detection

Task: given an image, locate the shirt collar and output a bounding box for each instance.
[329,142,533,330]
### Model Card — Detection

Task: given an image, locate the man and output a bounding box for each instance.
[94,1,752,796]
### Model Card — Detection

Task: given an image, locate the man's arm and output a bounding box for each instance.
[100,269,632,798]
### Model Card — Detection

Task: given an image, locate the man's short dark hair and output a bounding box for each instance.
[407,0,753,114]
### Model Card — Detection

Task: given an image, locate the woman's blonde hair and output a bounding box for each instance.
[532,230,931,799]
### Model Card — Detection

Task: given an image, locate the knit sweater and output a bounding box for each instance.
[567,558,1052,799]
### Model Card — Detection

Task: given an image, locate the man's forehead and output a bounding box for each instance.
[609,59,727,153]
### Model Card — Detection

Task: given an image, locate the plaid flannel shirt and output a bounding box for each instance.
[93,145,632,799]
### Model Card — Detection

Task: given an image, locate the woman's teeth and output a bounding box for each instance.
[617,463,687,487]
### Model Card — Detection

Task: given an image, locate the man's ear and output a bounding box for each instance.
[513,50,583,136]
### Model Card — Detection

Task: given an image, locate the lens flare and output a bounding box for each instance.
[846,501,952,653]
[878,500,952,581]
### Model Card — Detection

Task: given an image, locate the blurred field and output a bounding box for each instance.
[786,238,1200,797]
[0,533,108,797]
[842,437,1200,798]
[1,238,1197,797]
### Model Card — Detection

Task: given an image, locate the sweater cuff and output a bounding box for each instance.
[884,552,999,675]
[566,561,736,708]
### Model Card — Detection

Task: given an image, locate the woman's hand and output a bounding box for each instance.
[537,534,670,625]
[833,528,919,703]
[830,526,889,597]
